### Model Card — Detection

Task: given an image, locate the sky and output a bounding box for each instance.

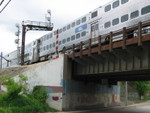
[0,0,111,54]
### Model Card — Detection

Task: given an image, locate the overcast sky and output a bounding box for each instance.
[0,0,111,54]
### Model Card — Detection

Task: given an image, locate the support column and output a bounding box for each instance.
[125,81,128,106]
[21,25,26,65]
[0,52,2,69]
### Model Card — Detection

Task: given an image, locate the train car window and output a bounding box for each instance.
[42,37,44,41]
[105,4,111,12]
[104,21,111,28]
[91,25,95,32]
[82,17,86,23]
[67,37,70,42]
[121,14,128,22]
[91,11,98,18]
[76,33,80,39]
[131,10,139,19]
[59,29,62,34]
[50,33,53,38]
[45,46,47,50]
[47,45,49,50]
[72,22,75,27]
[112,18,119,26]
[44,36,47,41]
[62,39,66,44]
[41,37,44,41]
[71,35,75,40]
[67,24,70,30]
[141,5,150,15]
[121,0,128,4]
[50,44,52,48]
[53,42,55,47]
[76,19,80,25]
[47,35,49,40]
[48,45,50,49]
[113,0,119,8]
[40,48,42,52]
[59,41,62,45]
[81,31,86,37]
[63,27,66,32]
[40,38,43,42]
[43,46,46,51]
[95,24,99,30]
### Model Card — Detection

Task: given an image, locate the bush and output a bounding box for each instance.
[0,75,57,113]
[0,107,7,113]
[31,86,48,103]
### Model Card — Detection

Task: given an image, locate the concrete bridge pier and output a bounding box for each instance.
[62,55,120,110]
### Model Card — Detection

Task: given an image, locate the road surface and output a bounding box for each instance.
[79,101,150,113]
[47,101,150,113]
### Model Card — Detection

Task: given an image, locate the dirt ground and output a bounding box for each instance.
[0,61,49,76]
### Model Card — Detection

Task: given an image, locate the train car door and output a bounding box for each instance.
[91,22,99,44]
[31,39,40,63]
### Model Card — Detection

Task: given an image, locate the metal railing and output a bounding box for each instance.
[22,20,53,28]
[63,20,150,57]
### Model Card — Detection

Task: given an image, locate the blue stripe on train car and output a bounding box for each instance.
[75,24,87,33]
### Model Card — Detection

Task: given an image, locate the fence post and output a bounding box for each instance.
[80,42,83,58]
[109,32,113,52]
[98,36,101,54]
[123,27,127,49]
[88,39,92,56]
[138,22,142,46]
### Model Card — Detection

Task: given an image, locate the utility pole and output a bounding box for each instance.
[125,81,128,106]
[0,52,2,69]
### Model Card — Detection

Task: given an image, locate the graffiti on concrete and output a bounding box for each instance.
[77,95,97,105]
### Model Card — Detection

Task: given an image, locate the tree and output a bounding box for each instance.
[134,81,150,99]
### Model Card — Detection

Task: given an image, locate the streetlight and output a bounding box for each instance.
[15,23,20,65]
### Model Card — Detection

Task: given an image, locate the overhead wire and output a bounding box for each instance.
[0,0,11,13]
[0,0,4,6]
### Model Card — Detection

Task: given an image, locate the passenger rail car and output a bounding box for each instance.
[2,0,150,68]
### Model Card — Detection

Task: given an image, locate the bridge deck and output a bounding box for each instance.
[64,21,150,81]
[68,34,150,58]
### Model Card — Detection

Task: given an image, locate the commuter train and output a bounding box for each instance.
[2,0,150,68]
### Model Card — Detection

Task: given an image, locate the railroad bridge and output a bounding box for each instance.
[63,21,150,82]
[1,21,150,111]
[56,21,150,110]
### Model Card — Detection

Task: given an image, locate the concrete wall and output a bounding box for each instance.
[62,55,120,110]
[62,79,120,110]
[22,54,64,111]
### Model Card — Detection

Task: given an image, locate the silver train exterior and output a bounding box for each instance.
[2,0,150,68]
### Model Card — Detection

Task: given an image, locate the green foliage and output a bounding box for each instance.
[31,86,48,103]
[133,81,150,97]
[0,107,8,113]
[0,75,57,113]
[144,96,150,101]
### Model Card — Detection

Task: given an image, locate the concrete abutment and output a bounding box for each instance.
[62,55,120,110]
